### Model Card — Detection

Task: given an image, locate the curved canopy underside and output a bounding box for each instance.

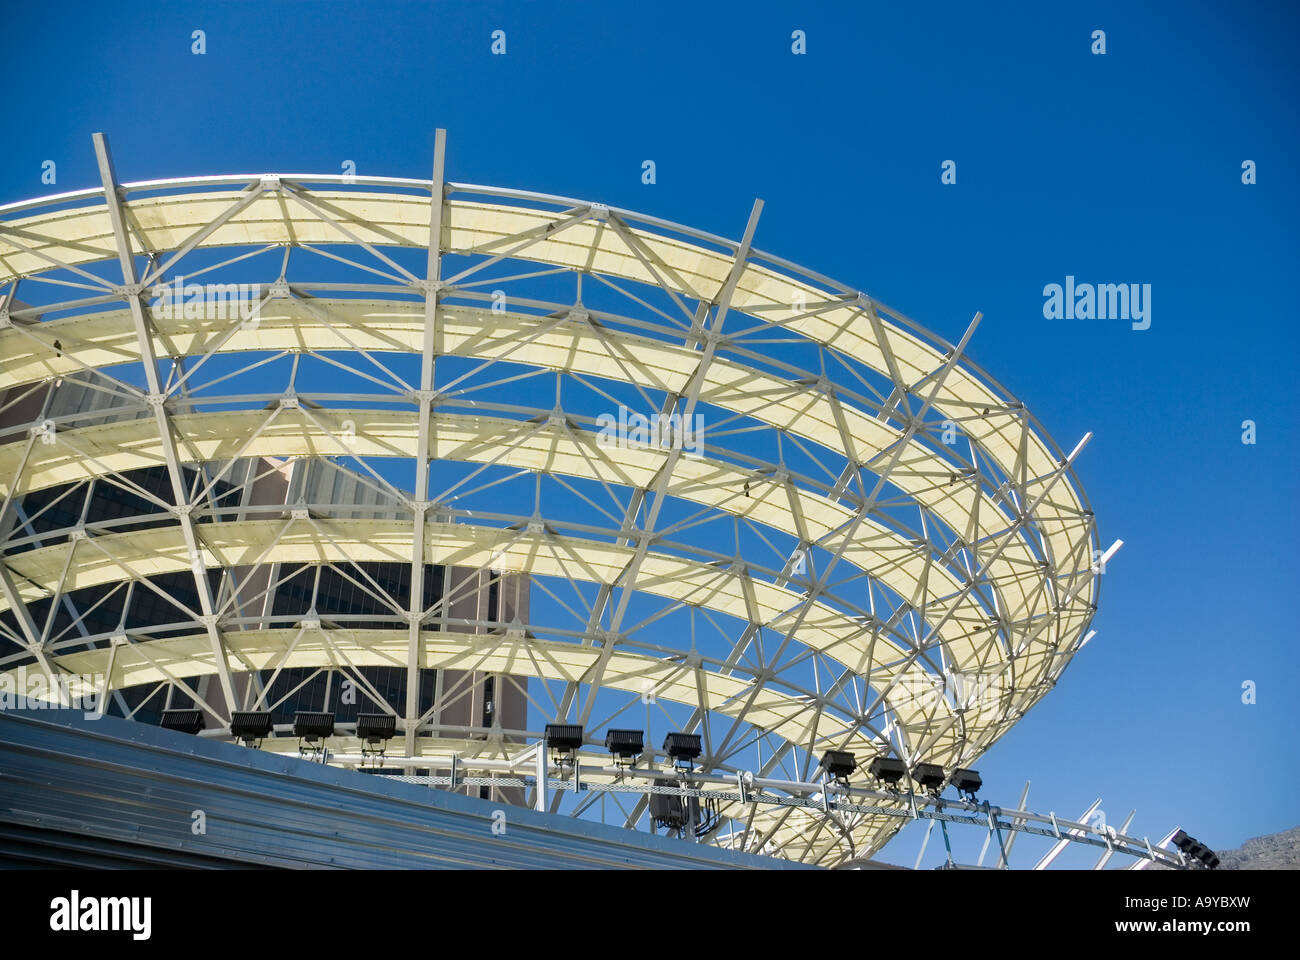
[0,169,1100,865]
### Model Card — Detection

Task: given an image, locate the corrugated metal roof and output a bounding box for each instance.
[0,710,816,870]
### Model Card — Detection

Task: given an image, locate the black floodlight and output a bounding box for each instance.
[293,710,335,741]
[545,723,584,752]
[605,728,644,761]
[1172,830,1219,868]
[663,731,702,764]
[868,756,907,785]
[160,709,204,735]
[820,750,856,780]
[355,712,397,744]
[911,762,946,793]
[951,768,982,800]
[229,710,272,744]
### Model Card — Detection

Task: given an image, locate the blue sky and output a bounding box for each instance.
[3,0,1297,865]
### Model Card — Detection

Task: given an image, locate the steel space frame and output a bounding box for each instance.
[0,131,1107,866]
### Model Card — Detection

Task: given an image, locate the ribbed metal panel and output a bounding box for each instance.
[0,710,815,870]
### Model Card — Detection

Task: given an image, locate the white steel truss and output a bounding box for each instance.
[0,131,1104,866]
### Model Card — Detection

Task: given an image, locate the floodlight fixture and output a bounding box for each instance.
[355,712,397,744]
[869,756,907,786]
[356,712,397,762]
[1171,830,1218,868]
[160,709,204,735]
[229,711,273,746]
[604,728,644,763]
[663,731,702,768]
[293,711,335,742]
[820,750,856,782]
[951,768,982,801]
[545,723,584,766]
[912,762,946,794]
[1189,842,1219,869]
[545,723,584,751]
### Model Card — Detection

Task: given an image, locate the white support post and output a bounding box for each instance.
[534,741,547,812]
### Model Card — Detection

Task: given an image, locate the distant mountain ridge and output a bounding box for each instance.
[1214,826,1300,870]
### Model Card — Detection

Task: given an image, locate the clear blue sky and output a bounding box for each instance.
[3,0,1296,865]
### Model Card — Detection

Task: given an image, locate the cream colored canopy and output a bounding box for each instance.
[0,174,1100,866]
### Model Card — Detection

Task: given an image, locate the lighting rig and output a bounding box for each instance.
[1172,830,1220,870]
